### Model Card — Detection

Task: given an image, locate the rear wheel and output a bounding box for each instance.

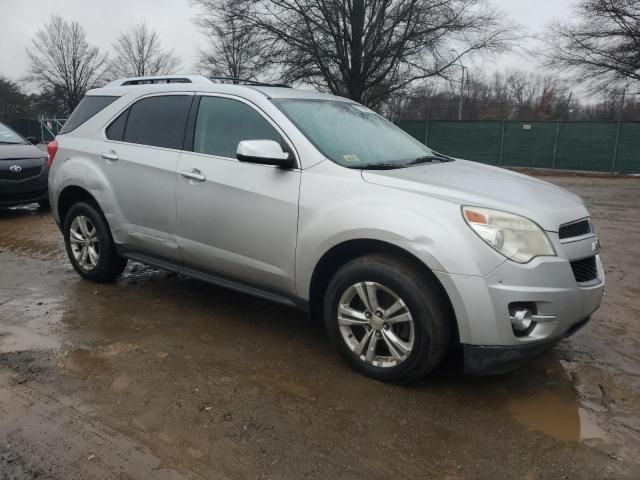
[63,202,127,282]
[324,255,451,384]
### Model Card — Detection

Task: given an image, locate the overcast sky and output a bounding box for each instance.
[0,0,575,86]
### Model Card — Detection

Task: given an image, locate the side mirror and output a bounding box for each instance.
[26,137,38,145]
[236,140,294,169]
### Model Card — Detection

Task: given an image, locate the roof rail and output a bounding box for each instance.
[104,75,213,87]
[209,76,291,88]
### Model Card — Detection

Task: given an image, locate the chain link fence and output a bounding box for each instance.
[7,117,66,143]
[399,120,640,174]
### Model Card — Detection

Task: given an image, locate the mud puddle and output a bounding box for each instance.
[505,387,608,443]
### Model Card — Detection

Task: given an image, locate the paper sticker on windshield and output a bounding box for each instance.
[343,154,360,163]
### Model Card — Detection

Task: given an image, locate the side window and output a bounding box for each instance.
[193,96,282,158]
[106,109,128,141]
[122,95,191,149]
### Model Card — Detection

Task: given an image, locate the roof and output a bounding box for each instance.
[90,75,355,103]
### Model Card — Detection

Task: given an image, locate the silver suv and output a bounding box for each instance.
[48,75,605,383]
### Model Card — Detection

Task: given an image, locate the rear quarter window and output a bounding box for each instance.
[60,96,119,134]
[106,109,128,141]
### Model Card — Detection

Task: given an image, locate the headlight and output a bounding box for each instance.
[462,206,556,263]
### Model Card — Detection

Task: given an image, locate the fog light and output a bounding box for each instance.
[511,309,533,332]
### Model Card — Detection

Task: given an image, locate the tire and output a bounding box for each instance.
[324,255,451,384]
[63,201,127,282]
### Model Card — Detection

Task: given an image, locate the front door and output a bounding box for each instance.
[176,95,301,294]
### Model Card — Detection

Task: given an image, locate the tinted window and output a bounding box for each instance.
[124,95,191,149]
[60,96,118,134]
[106,109,128,141]
[194,97,281,158]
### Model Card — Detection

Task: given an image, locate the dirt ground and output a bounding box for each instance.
[0,174,638,479]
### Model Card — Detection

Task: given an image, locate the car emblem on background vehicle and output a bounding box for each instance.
[9,164,22,173]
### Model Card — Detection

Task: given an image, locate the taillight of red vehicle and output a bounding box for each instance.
[47,139,58,168]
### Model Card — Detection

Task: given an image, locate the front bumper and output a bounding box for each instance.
[463,316,591,375]
[0,170,49,207]
[434,231,605,374]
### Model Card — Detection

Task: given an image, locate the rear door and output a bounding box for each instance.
[176,95,301,294]
[103,93,193,260]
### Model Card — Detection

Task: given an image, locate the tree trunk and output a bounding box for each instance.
[349,0,365,103]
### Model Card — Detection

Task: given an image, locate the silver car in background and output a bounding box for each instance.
[48,75,604,383]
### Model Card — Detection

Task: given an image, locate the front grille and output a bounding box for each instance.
[0,163,43,180]
[570,256,598,283]
[559,219,591,239]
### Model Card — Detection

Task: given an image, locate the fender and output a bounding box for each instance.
[49,145,129,245]
[294,161,506,302]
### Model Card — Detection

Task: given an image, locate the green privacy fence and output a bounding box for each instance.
[398,120,640,174]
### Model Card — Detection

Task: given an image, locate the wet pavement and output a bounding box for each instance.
[0,174,639,479]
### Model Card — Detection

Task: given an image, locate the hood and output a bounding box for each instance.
[361,160,588,232]
[0,143,45,161]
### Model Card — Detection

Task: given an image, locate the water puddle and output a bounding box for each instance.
[0,326,58,353]
[63,348,108,375]
[0,207,63,258]
[504,389,580,442]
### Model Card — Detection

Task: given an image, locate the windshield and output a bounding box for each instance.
[0,122,27,145]
[272,99,435,168]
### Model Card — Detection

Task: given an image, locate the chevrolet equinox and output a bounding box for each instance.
[48,75,605,383]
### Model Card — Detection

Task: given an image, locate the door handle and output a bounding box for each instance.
[101,151,119,161]
[180,168,206,182]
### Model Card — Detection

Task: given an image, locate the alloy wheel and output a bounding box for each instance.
[338,281,415,368]
[69,215,101,271]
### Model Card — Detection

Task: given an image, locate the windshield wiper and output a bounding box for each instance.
[406,154,454,165]
[0,141,24,145]
[357,153,454,170]
[360,163,409,170]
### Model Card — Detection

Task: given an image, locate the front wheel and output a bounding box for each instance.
[324,255,452,384]
[63,202,127,282]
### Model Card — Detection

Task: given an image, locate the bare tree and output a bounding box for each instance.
[541,0,640,94]
[392,70,573,121]
[109,23,181,79]
[194,0,515,107]
[193,1,268,81]
[26,16,107,113]
[506,73,569,120]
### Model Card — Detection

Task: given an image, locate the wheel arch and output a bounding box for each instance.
[57,185,100,224]
[307,238,460,347]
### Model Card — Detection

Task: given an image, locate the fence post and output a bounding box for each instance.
[498,120,506,166]
[552,120,561,169]
[611,120,622,173]
[424,120,430,145]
